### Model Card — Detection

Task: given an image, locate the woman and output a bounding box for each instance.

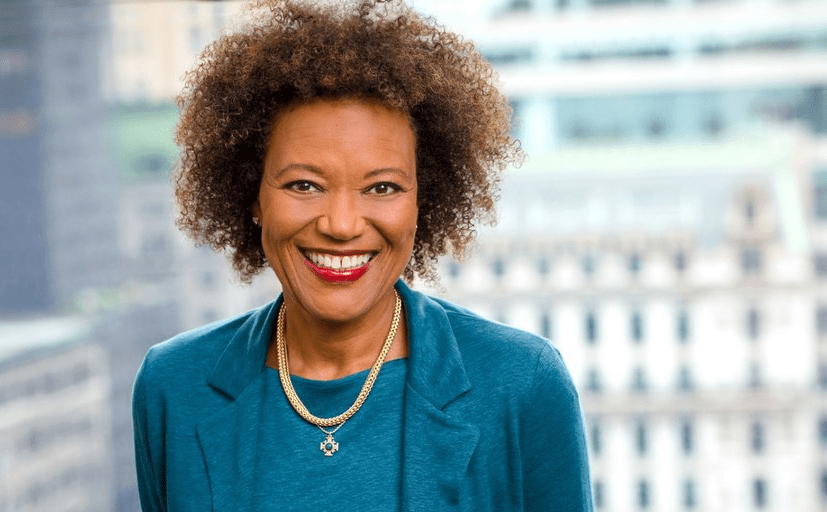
[132,0,593,510]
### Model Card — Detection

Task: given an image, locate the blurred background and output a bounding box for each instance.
[1,0,826,510]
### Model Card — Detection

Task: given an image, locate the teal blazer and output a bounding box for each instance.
[133,280,593,511]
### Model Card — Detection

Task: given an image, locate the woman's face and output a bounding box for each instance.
[253,99,418,324]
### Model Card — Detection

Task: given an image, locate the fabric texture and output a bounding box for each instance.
[132,280,594,511]
[252,362,407,510]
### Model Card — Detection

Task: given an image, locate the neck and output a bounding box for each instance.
[267,290,407,380]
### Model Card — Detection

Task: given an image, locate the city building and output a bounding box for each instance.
[0,316,114,512]
[0,0,120,315]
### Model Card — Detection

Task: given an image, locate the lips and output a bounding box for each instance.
[302,250,375,283]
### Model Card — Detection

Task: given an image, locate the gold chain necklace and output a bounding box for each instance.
[276,290,402,456]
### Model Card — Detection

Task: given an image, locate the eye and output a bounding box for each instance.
[285,180,321,193]
[367,182,402,195]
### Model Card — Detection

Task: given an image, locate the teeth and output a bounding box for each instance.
[306,251,372,270]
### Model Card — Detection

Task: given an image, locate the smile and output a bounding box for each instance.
[302,250,375,283]
[304,251,374,270]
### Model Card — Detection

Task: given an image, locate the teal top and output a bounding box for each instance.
[253,361,407,511]
[133,280,593,511]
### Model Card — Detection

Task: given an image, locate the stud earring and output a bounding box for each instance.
[253,216,261,226]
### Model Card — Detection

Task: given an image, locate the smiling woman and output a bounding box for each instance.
[132,1,593,511]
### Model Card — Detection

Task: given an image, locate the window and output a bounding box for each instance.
[631,311,644,343]
[674,250,687,272]
[748,363,763,389]
[747,308,761,340]
[684,479,696,509]
[492,257,505,277]
[536,256,549,276]
[637,479,650,509]
[629,252,642,275]
[678,366,693,392]
[814,168,827,220]
[751,421,765,454]
[677,309,690,343]
[586,310,598,344]
[681,420,694,455]
[635,421,648,456]
[594,479,604,509]
[632,367,648,393]
[821,470,827,503]
[817,306,827,335]
[540,312,552,340]
[745,198,756,225]
[447,261,460,279]
[818,416,827,447]
[741,247,762,274]
[590,422,602,456]
[753,478,767,508]
[583,254,595,276]
[815,254,827,278]
[587,368,602,394]
[819,363,827,391]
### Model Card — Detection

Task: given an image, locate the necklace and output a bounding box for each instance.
[276,290,402,456]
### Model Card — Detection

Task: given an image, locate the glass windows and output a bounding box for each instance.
[817,306,827,335]
[683,479,696,509]
[587,368,602,394]
[632,367,648,393]
[681,420,694,456]
[586,310,598,344]
[814,168,827,220]
[492,256,506,277]
[747,308,761,340]
[590,421,602,456]
[741,247,762,274]
[635,420,648,456]
[677,309,690,343]
[674,250,687,273]
[753,478,767,508]
[677,366,693,392]
[540,312,552,340]
[631,310,644,343]
[751,421,765,454]
[628,252,642,275]
[593,479,605,509]
[814,254,827,278]
[637,479,651,509]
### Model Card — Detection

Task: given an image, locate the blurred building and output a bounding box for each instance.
[0,0,120,315]
[0,316,114,512]
[422,0,827,511]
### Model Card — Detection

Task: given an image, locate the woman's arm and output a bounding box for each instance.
[132,356,166,512]
[520,344,594,511]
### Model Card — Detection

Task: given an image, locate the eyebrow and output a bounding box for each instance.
[274,163,413,180]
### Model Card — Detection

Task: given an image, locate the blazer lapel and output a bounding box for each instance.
[195,300,279,511]
[397,282,480,511]
[196,376,267,511]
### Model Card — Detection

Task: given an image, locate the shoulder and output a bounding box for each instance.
[427,295,575,400]
[134,303,273,395]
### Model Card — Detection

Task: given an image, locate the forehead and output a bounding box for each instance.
[265,98,416,164]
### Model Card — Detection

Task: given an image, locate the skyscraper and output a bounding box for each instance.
[1,0,120,316]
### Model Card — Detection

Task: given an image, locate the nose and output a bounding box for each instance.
[316,191,367,240]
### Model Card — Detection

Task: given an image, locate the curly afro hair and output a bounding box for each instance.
[174,0,523,284]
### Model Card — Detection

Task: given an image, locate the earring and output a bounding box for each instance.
[253,216,261,226]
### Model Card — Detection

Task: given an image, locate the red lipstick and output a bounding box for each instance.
[304,258,371,283]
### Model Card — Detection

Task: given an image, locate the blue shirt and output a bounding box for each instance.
[252,361,406,511]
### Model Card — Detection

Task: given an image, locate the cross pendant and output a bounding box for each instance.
[320,433,339,456]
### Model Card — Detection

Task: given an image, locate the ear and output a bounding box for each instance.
[252,201,262,220]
